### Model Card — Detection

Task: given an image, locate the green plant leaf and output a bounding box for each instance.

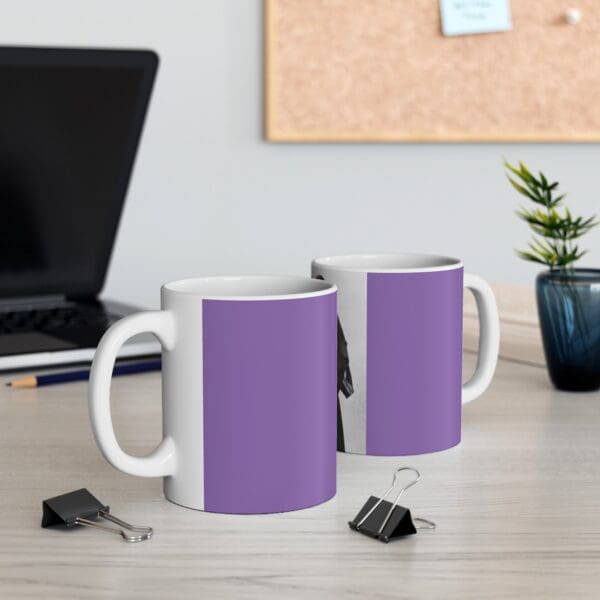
[505,160,537,187]
[515,250,548,265]
[518,162,539,186]
[507,176,544,204]
[505,160,598,271]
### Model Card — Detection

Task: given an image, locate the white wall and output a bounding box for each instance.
[3,0,600,308]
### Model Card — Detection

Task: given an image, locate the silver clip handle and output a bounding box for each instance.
[414,517,436,530]
[74,510,153,542]
[356,466,421,534]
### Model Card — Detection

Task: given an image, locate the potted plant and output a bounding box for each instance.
[505,160,600,391]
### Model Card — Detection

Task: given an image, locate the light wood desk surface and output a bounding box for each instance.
[0,356,599,599]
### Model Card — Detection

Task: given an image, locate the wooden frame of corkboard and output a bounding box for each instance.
[264,0,600,142]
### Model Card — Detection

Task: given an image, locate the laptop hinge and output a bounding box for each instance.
[0,295,69,310]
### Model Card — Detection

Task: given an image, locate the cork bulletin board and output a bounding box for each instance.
[264,0,600,142]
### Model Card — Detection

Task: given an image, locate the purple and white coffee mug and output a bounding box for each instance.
[312,254,500,456]
[88,276,337,514]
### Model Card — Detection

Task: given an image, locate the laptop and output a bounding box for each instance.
[0,47,161,371]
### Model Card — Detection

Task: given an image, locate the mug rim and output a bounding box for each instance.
[162,275,337,301]
[312,253,463,273]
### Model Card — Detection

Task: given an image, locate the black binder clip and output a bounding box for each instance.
[42,488,153,543]
[348,467,436,543]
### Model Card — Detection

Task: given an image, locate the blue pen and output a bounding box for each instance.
[6,360,161,388]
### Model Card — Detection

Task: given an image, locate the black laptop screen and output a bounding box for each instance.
[0,48,157,299]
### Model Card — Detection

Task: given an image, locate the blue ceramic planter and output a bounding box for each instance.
[536,269,600,391]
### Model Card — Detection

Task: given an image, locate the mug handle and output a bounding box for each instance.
[88,311,178,476]
[462,274,500,404]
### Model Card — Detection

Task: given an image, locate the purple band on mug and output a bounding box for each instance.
[202,294,337,513]
[366,270,463,455]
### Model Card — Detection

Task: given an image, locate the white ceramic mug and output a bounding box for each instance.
[312,253,500,455]
[88,276,338,513]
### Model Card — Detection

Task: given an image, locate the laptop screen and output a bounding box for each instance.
[0,48,157,299]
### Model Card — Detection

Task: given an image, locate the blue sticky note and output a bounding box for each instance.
[439,0,512,36]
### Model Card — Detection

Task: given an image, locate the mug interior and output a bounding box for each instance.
[312,253,462,272]
[163,275,335,300]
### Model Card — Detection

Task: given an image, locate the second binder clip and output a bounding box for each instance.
[42,488,153,543]
[349,466,436,543]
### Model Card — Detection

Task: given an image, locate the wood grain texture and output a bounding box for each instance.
[1,356,600,599]
[265,0,600,142]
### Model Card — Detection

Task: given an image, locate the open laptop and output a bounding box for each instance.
[0,47,161,371]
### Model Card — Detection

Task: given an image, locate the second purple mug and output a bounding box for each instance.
[312,253,500,456]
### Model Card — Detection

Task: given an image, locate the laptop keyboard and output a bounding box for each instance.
[0,305,120,335]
